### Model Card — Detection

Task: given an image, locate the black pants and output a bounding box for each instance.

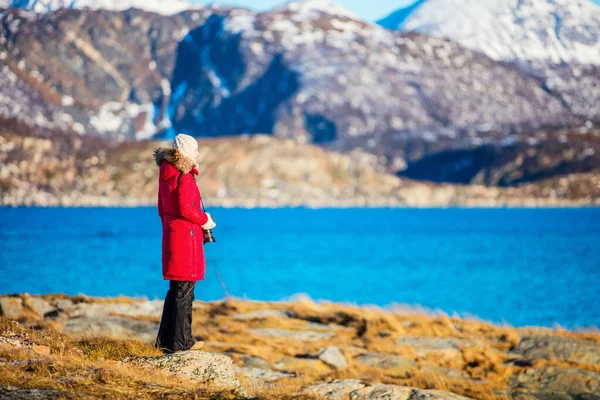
[155,280,196,352]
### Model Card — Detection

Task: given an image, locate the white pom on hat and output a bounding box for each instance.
[173,133,198,162]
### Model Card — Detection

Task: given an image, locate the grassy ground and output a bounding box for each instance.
[0,317,245,399]
[1,295,599,399]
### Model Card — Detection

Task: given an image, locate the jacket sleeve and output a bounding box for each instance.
[158,189,164,220]
[177,173,209,227]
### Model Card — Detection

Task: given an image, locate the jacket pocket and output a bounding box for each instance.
[167,219,192,257]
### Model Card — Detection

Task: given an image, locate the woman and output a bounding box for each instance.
[153,133,216,353]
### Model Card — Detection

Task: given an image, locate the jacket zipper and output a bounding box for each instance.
[193,224,197,279]
[190,225,196,279]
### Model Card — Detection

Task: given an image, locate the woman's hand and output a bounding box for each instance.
[202,213,216,230]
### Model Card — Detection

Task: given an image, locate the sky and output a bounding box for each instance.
[194,0,600,22]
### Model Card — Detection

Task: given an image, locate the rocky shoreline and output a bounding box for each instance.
[1,293,598,399]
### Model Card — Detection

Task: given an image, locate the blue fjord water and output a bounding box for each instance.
[0,207,598,329]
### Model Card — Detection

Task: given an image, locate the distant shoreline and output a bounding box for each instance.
[2,133,599,209]
[1,202,599,209]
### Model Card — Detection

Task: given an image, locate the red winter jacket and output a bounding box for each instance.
[154,147,209,281]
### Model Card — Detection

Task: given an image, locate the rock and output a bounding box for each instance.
[509,366,600,396]
[62,318,128,336]
[128,351,240,389]
[68,301,164,318]
[52,299,76,314]
[108,300,165,317]
[318,347,348,370]
[395,336,476,357]
[340,345,371,357]
[249,328,334,342]
[511,335,600,365]
[0,297,24,318]
[233,309,290,320]
[301,379,365,400]
[24,296,55,317]
[31,345,51,356]
[61,315,159,342]
[233,366,294,382]
[43,310,61,319]
[273,358,331,374]
[348,384,412,400]
[354,352,416,370]
[0,386,68,399]
[243,355,271,370]
[349,384,474,399]
[415,389,475,399]
[0,336,22,348]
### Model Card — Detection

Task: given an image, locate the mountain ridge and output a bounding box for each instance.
[0,0,200,15]
[0,2,599,191]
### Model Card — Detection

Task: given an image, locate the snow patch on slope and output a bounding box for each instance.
[274,0,358,20]
[378,0,600,65]
[89,101,156,140]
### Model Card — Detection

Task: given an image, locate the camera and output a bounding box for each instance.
[203,215,216,244]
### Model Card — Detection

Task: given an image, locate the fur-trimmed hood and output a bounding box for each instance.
[153,147,197,174]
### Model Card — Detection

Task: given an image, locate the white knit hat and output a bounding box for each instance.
[173,133,198,163]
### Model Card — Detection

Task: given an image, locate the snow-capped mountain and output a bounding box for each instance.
[0,3,588,138]
[1,1,599,185]
[378,0,600,65]
[0,0,200,15]
[161,4,580,159]
[0,0,361,17]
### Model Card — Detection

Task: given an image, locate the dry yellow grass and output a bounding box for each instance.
[0,318,239,399]
[183,298,596,399]
[1,296,599,399]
